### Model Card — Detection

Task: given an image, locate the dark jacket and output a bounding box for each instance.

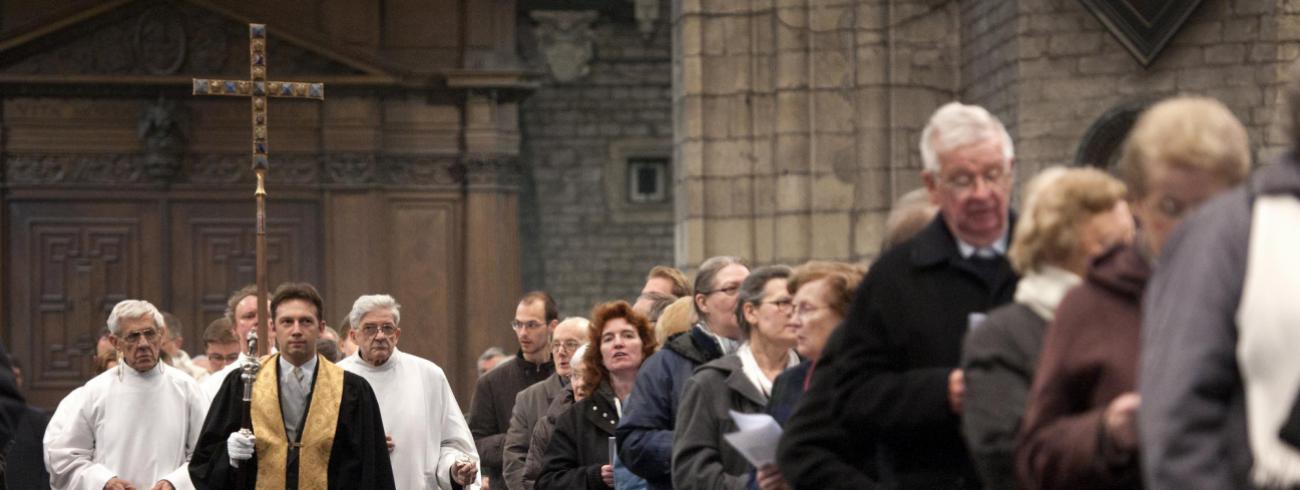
[1016,244,1148,490]
[470,351,555,481]
[778,214,1017,489]
[617,326,723,489]
[767,360,812,426]
[7,405,50,490]
[1135,162,1300,489]
[526,386,575,489]
[505,373,567,490]
[672,354,767,490]
[961,302,1047,490]
[537,383,619,490]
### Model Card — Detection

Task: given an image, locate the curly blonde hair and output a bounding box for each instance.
[1009,167,1128,274]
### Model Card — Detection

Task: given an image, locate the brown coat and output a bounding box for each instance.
[1016,244,1149,490]
[469,352,555,482]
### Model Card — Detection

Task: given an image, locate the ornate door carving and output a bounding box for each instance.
[7,201,163,408]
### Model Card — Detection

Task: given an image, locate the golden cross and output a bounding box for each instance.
[191,23,324,357]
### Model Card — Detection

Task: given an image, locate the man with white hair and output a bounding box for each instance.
[337,294,480,489]
[44,299,208,490]
[779,102,1019,488]
[502,317,589,490]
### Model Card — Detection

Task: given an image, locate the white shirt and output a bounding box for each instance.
[278,354,319,442]
[44,363,208,490]
[338,348,480,490]
[957,232,1009,259]
[200,352,255,402]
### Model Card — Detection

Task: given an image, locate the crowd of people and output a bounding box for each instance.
[3,81,1300,490]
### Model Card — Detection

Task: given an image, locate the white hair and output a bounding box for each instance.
[919,102,1015,172]
[107,300,165,336]
[348,294,402,328]
[570,344,589,374]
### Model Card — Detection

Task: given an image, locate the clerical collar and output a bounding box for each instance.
[279,354,318,379]
[956,232,1008,259]
[358,348,399,371]
[121,361,163,383]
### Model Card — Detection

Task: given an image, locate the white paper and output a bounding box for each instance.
[723,410,783,467]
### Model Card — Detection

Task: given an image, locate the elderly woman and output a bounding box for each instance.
[767,261,868,425]
[524,343,590,489]
[538,301,657,490]
[672,265,800,490]
[958,166,1134,489]
[1017,97,1251,490]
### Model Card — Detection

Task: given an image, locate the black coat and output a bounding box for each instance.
[537,384,620,490]
[778,214,1017,489]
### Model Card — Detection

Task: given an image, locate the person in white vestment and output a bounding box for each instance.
[199,285,270,400]
[43,299,208,490]
[338,294,480,490]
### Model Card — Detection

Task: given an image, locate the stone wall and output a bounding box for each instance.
[976,0,1297,179]
[673,0,960,267]
[519,5,676,317]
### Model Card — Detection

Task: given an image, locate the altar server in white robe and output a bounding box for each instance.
[44,299,208,490]
[338,294,481,490]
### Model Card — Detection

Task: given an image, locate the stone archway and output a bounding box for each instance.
[1074,99,1155,171]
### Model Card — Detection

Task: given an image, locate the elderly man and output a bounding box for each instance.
[44,299,209,490]
[337,294,480,489]
[502,317,589,490]
[189,282,395,489]
[779,102,1018,489]
[469,292,558,486]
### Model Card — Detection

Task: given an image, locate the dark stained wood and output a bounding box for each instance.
[7,200,164,409]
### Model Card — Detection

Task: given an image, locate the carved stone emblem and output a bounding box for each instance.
[134,4,187,75]
[530,10,598,83]
[1077,0,1203,66]
[138,97,189,181]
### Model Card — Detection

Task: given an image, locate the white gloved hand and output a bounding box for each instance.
[228,431,256,468]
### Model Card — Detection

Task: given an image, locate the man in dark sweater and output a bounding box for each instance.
[778,102,1019,489]
[469,291,557,487]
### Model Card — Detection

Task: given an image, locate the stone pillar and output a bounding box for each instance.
[673,0,960,268]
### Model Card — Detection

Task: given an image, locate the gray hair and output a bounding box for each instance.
[693,255,748,318]
[347,294,402,328]
[479,346,507,362]
[107,299,165,336]
[734,265,792,338]
[919,102,1014,172]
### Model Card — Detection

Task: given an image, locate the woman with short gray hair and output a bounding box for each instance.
[672,265,798,490]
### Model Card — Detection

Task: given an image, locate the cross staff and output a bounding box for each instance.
[192,23,324,357]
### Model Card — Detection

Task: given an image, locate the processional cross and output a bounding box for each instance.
[192,24,324,357]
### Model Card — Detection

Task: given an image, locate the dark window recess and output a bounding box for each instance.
[628,157,669,204]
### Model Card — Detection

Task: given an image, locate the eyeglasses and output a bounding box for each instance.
[762,298,795,314]
[552,340,583,354]
[360,324,398,337]
[510,320,546,331]
[703,284,741,297]
[206,352,241,363]
[122,328,159,344]
[941,167,1009,191]
[794,303,827,320]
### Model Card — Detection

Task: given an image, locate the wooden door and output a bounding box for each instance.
[7,200,164,409]
[169,199,323,355]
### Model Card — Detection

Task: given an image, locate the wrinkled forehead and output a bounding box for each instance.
[357,308,397,326]
[117,315,159,334]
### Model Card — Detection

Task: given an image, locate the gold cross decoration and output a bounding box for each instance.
[191,23,324,356]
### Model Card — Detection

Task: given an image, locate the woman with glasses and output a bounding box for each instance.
[672,265,800,490]
[538,301,657,489]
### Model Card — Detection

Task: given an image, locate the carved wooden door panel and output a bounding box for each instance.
[7,201,164,408]
[169,199,322,353]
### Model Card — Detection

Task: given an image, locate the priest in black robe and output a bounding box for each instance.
[190,282,395,490]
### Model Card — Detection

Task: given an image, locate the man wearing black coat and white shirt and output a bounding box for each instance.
[778,102,1019,489]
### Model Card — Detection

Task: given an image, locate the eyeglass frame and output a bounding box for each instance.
[510,320,548,331]
[938,165,1011,192]
[358,323,399,337]
[551,340,583,354]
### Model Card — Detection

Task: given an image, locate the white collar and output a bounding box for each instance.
[279,354,319,380]
[957,231,1009,259]
[1013,265,1082,321]
[354,348,401,371]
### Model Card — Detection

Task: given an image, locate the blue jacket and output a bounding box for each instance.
[616,326,723,490]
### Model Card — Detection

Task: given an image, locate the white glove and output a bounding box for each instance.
[228,431,256,468]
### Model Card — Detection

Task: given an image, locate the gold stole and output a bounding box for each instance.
[251,354,344,490]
